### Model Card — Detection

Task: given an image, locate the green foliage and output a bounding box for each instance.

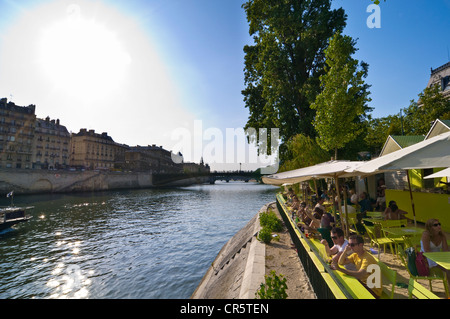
[257,227,273,244]
[256,270,288,299]
[371,0,386,5]
[260,210,283,232]
[405,85,450,135]
[258,210,283,244]
[364,84,450,155]
[280,133,330,172]
[311,32,372,160]
[242,0,347,161]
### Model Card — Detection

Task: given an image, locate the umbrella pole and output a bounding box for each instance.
[313,179,318,200]
[342,183,350,238]
[406,170,417,227]
[335,176,348,237]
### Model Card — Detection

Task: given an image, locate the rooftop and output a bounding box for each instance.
[390,135,425,148]
[431,61,450,75]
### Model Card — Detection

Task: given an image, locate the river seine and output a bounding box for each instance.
[0,182,277,299]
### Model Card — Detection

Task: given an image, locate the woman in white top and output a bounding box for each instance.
[421,218,450,290]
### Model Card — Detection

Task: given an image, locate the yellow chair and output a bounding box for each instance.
[403,234,422,250]
[378,261,397,299]
[398,249,449,298]
[378,220,406,256]
[408,278,440,299]
[348,217,367,236]
[363,224,395,260]
[367,211,383,219]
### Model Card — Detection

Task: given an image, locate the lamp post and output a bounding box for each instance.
[400,108,405,136]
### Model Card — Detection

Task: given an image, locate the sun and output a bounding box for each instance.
[38,4,131,100]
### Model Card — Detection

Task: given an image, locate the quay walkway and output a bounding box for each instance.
[192,193,448,299]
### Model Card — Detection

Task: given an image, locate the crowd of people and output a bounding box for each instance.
[284,187,449,299]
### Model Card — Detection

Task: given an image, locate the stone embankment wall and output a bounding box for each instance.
[191,204,268,299]
[0,169,153,195]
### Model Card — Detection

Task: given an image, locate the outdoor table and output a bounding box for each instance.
[423,252,450,271]
[361,218,383,226]
[382,227,423,237]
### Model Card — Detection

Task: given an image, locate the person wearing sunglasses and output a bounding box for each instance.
[421,219,450,289]
[321,228,357,271]
[331,234,382,298]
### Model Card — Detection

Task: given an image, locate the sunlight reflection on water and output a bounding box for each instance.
[0,182,277,299]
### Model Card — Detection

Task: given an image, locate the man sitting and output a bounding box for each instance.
[321,227,356,270]
[331,235,382,298]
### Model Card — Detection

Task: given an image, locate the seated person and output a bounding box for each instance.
[286,188,295,203]
[320,210,334,230]
[340,204,356,216]
[420,218,450,289]
[375,182,386,212]
[383,201,407,220]
[331,235,382,298]
[296,203,312,229]
[315,197,326,212]
[349,189,359,205]
[321,190,330,201]
[299,207,323,235]
[321,228,356,270]
[289,196,300,218]
[358,192,373,217]
[309,207,324,230]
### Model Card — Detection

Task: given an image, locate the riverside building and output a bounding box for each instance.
[123,145,183,173]
[33,116,71,169]
[70,128,129,170]
[0,98,36,169]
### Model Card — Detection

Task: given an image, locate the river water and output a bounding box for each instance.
[0,182,278,299]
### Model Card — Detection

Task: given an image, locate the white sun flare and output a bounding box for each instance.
[38,6,131,100]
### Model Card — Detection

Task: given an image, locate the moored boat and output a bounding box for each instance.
[0,206,33,231]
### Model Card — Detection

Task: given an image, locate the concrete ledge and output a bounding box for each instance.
[238,212,266,299]
[191,203,274,299]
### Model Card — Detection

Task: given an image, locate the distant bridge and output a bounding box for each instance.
[152,170,264,186]
[208,171,263,184]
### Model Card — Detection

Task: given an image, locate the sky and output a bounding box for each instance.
[0,0,449,171]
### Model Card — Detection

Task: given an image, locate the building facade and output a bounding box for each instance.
[33,117,71,169]
[123,145,183,173]
[427,61,450,101]
[0,98,36,169]
[70,129,129,170]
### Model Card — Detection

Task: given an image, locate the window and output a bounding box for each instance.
[442,76,450,91]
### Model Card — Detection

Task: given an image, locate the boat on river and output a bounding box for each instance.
[0,206,33,231]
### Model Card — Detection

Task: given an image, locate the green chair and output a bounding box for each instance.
[378,261,397,299]
[408,278,440,299]
[348,217,365,236]
[403,234,422,250]
[367,211,383,219]
[377,220,406,256]
[363,224,395,260]
[398,249,449,298]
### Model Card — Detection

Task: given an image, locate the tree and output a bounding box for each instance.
[279,133,330,172]
[364,115,400,156]
[311,32,372,160]
[242,0,347,160]
[403,85,450,135]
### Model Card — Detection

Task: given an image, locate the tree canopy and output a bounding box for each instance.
[310,32,372,160]
[242,0,347,160]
